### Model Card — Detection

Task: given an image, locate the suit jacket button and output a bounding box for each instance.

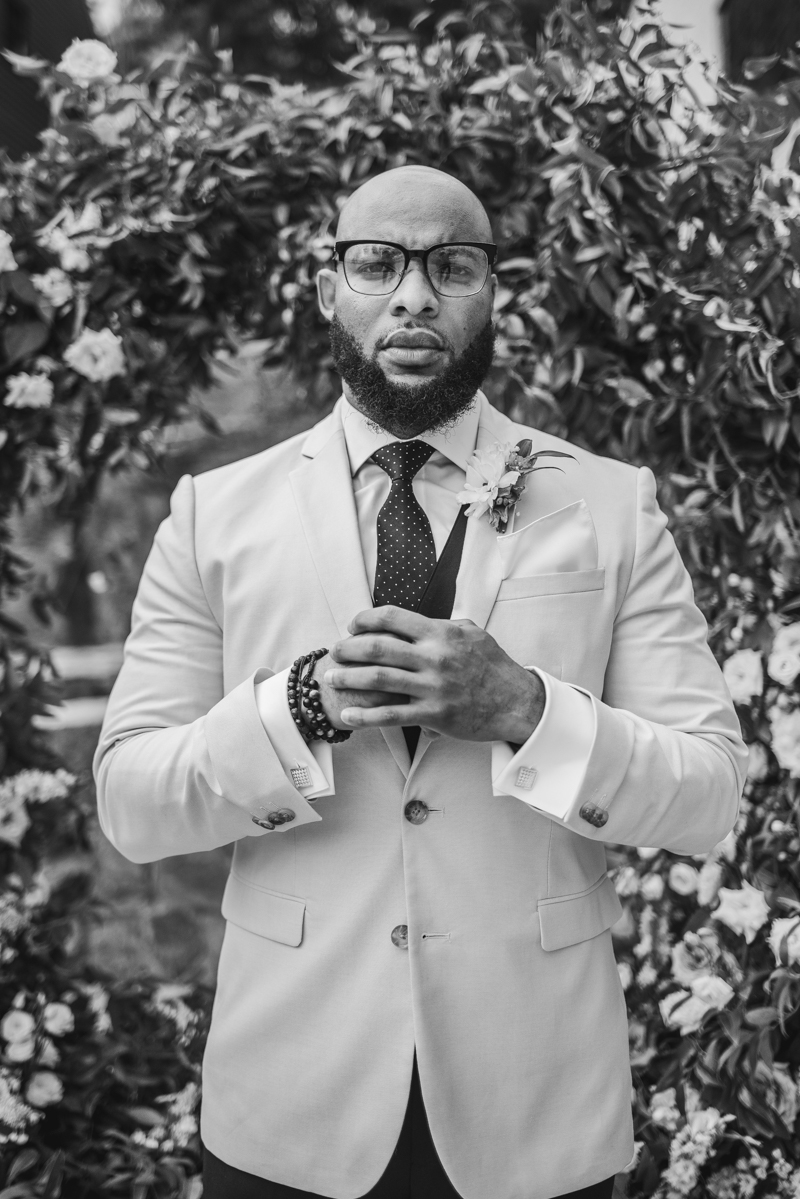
[391,925,409,949]
[267,808,296,825]
[579,802,608,828]
[404,800,429,825]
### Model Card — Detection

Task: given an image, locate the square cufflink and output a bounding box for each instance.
[515,766,538,791]
[290,764,312,789]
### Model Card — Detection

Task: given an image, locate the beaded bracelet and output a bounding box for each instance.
[287,649,352,745]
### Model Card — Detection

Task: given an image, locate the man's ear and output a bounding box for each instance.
[490,272,498,304]
[316,268,337,321]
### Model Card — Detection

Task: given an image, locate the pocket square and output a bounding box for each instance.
[496,500,598,579]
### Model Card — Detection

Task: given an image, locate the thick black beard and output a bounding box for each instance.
[328,313,496,437]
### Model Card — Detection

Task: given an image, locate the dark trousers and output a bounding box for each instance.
[202,1058,616,1199]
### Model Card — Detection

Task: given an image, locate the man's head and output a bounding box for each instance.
[316,166,497,438]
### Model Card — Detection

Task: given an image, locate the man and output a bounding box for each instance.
[94,166,746,1199]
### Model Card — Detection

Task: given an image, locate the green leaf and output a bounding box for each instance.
[3,320,49,365]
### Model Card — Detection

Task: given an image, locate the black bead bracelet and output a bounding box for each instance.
[287,649,352,745]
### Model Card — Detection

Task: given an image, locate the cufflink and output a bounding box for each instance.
[515,766,538,791]
[251,816,276,830]
[290,764,312,789]
[579,802,609,828]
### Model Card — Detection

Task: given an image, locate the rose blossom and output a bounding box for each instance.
[64,328,125,382]
[713,879,770,943]
[32,268,72,309]
[746,742,769,781]
[768,624,800,687]
[614,866,639,897]
[649,1087,681,1131]
[617,961,633,990]
[0,1010,35,1044]
[3,373,54,410]
[57,39,117,86]
[768,916,800,966]
[659,990,713,1035]
[697,859,724,906]
[6,1037,36,1062]
[769,708,800,777]
[690,974,734,1010]
[456,442,520,521]
[0,230,17,272]
[25,1070,63,1107]
[43,1002,74,1037]
[46,230,91,274]
[671,927,721,985]
[668,862,699,896]
[722,648,763,704]
[640,873,664,901]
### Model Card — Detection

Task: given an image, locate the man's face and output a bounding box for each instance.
[316,171,497,438]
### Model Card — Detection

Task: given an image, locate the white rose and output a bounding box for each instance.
[770,708,800,778]
[690,974,734,1010]
[649,1087,681,1131]
[0,230,18,272]
[637,847,660,861]
[6,1037,36,1062]
[768,916,800,966]
[171,1113,199,1146]
[25,1070,63,1107]
[671,927,721,985]
[32,268,72,308]
[660,990,713,1035]
[90,105,136,147]
[640,873,665,901]
[64,328,125,382]
[51,232,91,274]
[746,742,770,781]
[43,1002,74,1037]
[768,624,800,687]
[3,373,54,410]
[617,961,633,990]
[722,648,763,704]
[614,865,640,897]
[0,1009,35,1043]
[669,862,699,896]
[697,860,724,907]
[713,879,770,943]
[57,39,117,86]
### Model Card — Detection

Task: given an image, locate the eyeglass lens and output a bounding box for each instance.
[342,243,489,297]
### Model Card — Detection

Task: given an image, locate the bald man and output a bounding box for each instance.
[95,167,744,1199]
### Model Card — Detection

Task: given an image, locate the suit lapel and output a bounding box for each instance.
[289,412,411,778]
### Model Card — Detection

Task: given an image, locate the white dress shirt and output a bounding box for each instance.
[254,395,595,818]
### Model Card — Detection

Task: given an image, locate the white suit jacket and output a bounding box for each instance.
[94,395,746,1199]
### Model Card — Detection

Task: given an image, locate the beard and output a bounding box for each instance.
[328,313,496,437]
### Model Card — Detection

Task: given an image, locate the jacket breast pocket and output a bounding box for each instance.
[221,871,306,947]
[537,872,622,952]
[496,567,605,602]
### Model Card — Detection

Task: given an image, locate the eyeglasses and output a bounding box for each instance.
[334,240,497,298]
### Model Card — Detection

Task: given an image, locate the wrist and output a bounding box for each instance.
[495,667,545,746]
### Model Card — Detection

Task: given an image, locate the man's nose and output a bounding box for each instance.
[388,260,439,317]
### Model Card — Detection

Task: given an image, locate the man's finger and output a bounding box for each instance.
[348,606,436,640]
[340,703,429,729]
[330,634,421,669]
[325,665,422,695]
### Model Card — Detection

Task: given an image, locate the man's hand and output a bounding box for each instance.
[323,606,545,744]
[312,651,405,731]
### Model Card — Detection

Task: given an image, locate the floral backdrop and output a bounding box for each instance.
[0,1,800,1194]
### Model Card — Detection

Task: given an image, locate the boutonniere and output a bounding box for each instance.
[456,439,575,533]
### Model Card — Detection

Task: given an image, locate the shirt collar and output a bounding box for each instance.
[338,393,482,477]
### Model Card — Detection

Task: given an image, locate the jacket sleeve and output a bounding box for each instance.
[492,466,746,854]
[93,474,321,864]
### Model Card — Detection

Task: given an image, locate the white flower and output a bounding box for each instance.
[0,1068,39,1130]
[45,231,91,273]
[31,268,72,308]
[722,648,763,704]
[690,973,734,1011]
[660,989,713,1035]
[712,830,737,863]
[0,799,30,847]
[171,1113,199,1146]
[746,742,769,781]
[636,963,658,988]
[0,1010,35,1044]
[0,230,18,272]
[6,1038,36,1062]
[456,442,520,521]
[768,916,800,966]
[697,860,724,907]
[636,847,660,861]
[617,961,633,990]
[650,1087,681,1131]
[640,873,664,901]
[25,1070,63,1107]
[714,880,770,943]
[668,862,699,896]
[671,927,721,985]
[769,708,800,777]
[64,328,125,382]
[43,1002,74,1037]
[614,865,640,897]
[3,373,54,410]
[768,624,800,687]
[57,39,117,86]
[90,105,137,146]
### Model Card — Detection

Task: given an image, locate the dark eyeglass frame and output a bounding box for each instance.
[333,239,498,297]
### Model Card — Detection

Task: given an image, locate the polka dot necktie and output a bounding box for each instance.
[371,441,437,612]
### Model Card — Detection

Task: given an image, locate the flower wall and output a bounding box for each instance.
[0,3,800,1194]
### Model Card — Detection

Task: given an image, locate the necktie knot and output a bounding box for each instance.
[371,440,434,483]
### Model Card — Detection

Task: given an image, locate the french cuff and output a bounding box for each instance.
[491,670,596,820]
[254,668,335,799]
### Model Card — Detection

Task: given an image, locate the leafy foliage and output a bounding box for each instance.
[0,2,800,1194]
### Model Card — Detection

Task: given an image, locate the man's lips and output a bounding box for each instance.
[379,329,447,368]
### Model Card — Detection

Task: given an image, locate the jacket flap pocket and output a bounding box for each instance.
[221,872,305,947]
[497,567,605,601]
[538,872,622,952]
